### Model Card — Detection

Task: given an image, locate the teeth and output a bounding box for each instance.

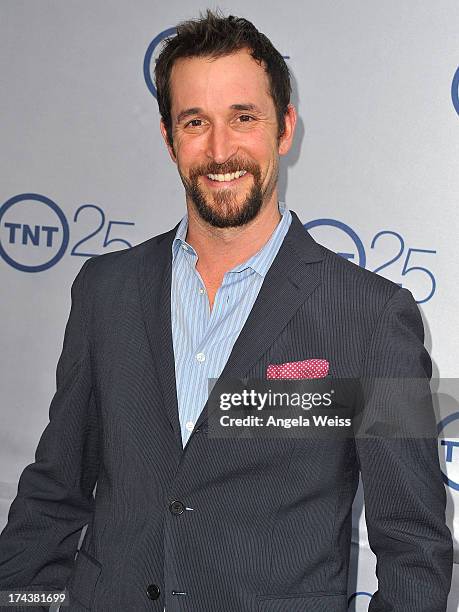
[207,170,247,182]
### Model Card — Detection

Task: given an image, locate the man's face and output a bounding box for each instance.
[161,48,295,228]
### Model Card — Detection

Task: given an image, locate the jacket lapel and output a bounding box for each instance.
[138,225,183,449]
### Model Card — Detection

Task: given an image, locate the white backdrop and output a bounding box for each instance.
[1,2,459,609]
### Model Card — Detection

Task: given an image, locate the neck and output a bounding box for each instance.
[184,193,282,275]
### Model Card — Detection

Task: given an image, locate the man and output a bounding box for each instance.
[0,10,453,612]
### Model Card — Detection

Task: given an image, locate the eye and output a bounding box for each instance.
[237,115,255,122]
[185,118,203,128]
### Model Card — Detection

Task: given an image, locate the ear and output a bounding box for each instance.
[278,104,297,156]
[160,120,177,163]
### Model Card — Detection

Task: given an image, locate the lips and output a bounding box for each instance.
[189,159,260,188]
[206,170,248,182]
[203,170,251,189]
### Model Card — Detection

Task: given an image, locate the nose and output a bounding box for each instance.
[205,121,238,164]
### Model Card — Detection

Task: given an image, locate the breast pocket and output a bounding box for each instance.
[67,548,101,610]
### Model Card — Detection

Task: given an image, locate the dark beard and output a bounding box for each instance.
[180,159,267,228]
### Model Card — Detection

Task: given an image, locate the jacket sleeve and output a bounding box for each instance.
[355,287,453,612]
[0,258,100,611]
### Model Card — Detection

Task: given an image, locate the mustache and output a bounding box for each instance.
[189,159,261,180]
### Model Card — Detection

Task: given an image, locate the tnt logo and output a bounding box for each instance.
[0,193,69,272]
[144,27,177,99]
[438,411,459,491]
[303,219,366,268]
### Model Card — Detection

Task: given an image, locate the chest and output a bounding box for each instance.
[201,275,221,312]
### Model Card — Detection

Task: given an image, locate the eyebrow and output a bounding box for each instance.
[176,103,262,124]
[230,103,262,113]
[176,107,202,124]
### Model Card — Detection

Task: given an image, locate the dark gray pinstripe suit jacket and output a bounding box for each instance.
[0,210,453,611]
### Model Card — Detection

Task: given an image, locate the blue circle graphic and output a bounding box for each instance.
[437,411,459,491]
[303,218,366,268]
[451,66,459,116]
[144,27,177,99]
[0,193,69,272]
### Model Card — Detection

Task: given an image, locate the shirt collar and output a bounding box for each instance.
[172,201,291,278]
[172,212,193,262]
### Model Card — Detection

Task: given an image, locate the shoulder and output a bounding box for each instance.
[76,226,176,287]
[313,242,423,344]
[287,212,404,315]
[314,243,428,375]
[316,242,404,311]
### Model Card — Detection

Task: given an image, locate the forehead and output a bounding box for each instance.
[169,48,273,116]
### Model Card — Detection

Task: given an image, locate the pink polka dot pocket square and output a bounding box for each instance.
[266,358,329,379]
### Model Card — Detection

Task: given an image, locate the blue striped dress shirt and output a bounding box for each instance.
[171,201,292,448]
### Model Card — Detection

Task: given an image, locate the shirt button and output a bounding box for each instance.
[196,352,205,363]
[185,421,194,432]
[169,500,185,515]
[146,584,160,600]
[198,287,205,294]
[181,244,188,251]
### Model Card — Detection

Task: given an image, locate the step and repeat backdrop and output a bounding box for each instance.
[1,1,458,609]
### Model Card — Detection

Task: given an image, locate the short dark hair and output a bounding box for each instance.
[154,9,291,148]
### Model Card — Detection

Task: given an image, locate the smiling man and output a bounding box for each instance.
[0,9,452,612]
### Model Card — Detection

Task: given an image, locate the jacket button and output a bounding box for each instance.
[169,500,185,515]
[146,584,160,600]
